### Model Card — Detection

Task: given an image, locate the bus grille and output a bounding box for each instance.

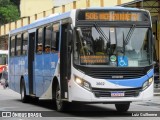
[88,67,149,79]
[92,88,142,97]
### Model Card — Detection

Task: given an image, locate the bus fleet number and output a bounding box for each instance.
[96,82,105,86]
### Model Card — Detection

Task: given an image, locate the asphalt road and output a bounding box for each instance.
[0,85,160,120]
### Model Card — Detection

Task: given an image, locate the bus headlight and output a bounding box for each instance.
[142,77,153,90]
[75,76,91,91]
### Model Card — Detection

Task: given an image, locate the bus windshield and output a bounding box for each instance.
[74,26,151,67]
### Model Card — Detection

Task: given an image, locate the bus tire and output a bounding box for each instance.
[21,80,29,103]
[55,84,67,112]
[30,97,39,104]
[115,103,130,112]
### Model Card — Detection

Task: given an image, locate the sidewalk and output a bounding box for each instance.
[0,84,20,98]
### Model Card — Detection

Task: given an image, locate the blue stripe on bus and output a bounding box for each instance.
[107,69,154,88]
[35,53,59,97]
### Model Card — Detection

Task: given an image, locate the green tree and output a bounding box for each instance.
[0,0,10,6]
[0,0,20,25]
[10,0,20,14]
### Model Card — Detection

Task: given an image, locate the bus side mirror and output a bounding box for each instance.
[152,35,155,46]
[76,27,83,38]
[153,61,156,65]
[67,30,73,53]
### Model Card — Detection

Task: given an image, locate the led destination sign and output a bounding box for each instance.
[85,12,140,21]
[77,10,149,22]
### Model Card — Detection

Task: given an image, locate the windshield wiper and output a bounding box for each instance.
[94,22,109,42]
[123,32,125,54]
[124,24,136,45]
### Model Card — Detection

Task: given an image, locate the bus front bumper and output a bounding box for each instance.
[68,81,153,103]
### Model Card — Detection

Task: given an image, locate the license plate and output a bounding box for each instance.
[111,92,125,97]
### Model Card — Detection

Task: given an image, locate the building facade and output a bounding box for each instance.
[20,0,53,17]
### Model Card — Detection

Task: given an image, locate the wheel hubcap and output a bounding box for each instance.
[21,86,24,100]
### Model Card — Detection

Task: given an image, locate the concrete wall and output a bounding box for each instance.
[54,0,75,6]
[20,0,53,17]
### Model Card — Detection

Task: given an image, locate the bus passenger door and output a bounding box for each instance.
[28,32,35,95]
[60,23,72,99]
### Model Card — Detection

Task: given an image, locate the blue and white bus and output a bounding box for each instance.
[9,7,154,112]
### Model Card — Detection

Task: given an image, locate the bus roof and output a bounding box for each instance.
[9,7,147,36]
[9,10,76,35]
[86,6,143,11]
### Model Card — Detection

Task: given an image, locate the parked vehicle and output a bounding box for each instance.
[0,68,8,89]
[0,50,8,88]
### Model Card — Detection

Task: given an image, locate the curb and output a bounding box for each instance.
[154,93,160,96]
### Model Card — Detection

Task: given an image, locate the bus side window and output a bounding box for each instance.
[51,24,59,52]
[22,32,28,55]
[44,26,52,53]
[36,28,43,54]
[10,36,15,57]
[16,34,22,56]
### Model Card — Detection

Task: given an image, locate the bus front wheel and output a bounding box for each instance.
[115,103,130,112]
[55,84,67,112]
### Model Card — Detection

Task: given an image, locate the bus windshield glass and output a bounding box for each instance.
[74,26,151,67]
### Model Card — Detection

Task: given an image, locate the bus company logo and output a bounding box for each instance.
[2,112,11,117]
[110,55,116,62]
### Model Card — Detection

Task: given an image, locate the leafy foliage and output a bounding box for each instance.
[0,0,20,25]
[10,0,20,13]
[0,0,10,6]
